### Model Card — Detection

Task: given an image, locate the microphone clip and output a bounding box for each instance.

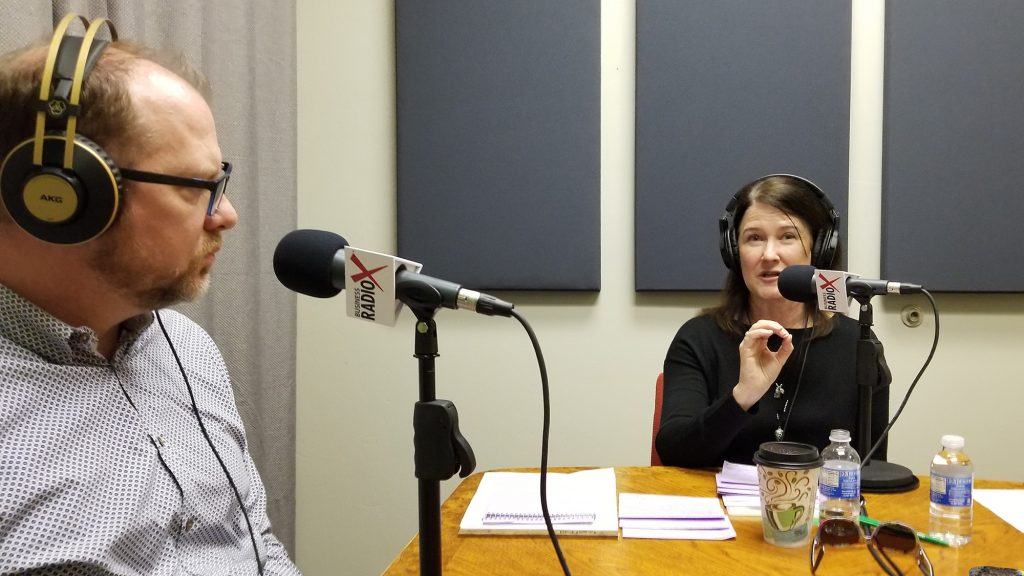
[413,399,477,480]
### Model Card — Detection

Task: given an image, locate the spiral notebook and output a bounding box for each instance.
[482,511,597,525]
[459,468,618,536]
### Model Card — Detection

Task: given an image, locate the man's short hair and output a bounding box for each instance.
[0,38,211,224]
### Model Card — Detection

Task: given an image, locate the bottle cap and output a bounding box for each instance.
[940,434,965,450]
[829,429,851,443]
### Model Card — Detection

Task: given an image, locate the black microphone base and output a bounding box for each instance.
[861,460,919,493]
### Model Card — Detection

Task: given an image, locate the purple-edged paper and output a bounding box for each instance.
[619,518,733,530]
[720,461,759,484]
[618,493,726,520]
[622,527,737,540]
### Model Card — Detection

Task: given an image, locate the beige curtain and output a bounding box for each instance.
[0,0,299,551]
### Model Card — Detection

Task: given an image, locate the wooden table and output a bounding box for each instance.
[383,466,1024,575]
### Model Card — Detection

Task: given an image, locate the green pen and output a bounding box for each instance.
[858,515,950,547]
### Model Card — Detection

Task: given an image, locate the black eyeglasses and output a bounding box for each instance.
[811,518,934,576]
[120,161,232,216]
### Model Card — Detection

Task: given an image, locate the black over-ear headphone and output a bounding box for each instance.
[0,14,122,244]
[718,173,840,272]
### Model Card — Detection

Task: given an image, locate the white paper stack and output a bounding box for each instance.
[716,461,761,517]
[459,468,619,536]
[618,493,736,540]
[975,490,1024,534]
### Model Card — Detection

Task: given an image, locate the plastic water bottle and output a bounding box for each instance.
[929,434,973,546]
[817,429,861,521]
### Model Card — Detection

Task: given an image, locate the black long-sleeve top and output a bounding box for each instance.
[655,314,890,468]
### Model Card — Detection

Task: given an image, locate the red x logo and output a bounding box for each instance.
[350,253,387,290]
[817,272,841,291]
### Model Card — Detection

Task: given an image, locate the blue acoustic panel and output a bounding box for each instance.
[396,0,600,290]
[636,0,851,291]
[883,0,1024,292]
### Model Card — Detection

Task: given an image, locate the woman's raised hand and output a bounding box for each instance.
[732,319,795,411]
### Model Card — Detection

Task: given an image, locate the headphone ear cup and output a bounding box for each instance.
[1,138,37,223]
[718,215,738,271]
[720,216,737,272]
[0,133,123,244]
[812,225,838,269]
[812,229,826,268]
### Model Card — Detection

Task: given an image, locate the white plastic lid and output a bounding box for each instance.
[829,429,851,443]
[941,434,965,450]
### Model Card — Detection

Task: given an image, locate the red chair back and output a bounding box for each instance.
[651,373,664,466]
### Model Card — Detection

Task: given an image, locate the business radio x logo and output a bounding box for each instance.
[816,271,848,313]
[350,253,386,290]
[344,246,422,327]
[817,272,841,291]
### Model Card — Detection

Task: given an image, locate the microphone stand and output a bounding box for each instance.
[853,296,919,493]
[402,280,477,576]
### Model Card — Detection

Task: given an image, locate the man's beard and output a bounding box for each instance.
[88,231,220,311]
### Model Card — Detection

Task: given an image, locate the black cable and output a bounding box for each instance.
[861,290,940,467]
[156,311,265,576]
[510,309,572,576]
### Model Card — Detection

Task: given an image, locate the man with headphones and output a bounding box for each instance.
[0,16,299,575]
[654,174,891,469]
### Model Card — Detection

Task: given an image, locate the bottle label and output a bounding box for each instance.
[930,473,973,507]
[819,467,860,499]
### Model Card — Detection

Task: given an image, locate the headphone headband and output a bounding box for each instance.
[30,16,118,170]
[62,18,118,169]
[31,13,88,167]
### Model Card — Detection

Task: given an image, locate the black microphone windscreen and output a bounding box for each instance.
[273,229,348,298]
[777,265,818,303]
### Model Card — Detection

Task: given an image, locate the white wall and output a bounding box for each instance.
[295,1,1023,573]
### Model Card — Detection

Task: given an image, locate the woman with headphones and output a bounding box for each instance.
[654,174,890,468]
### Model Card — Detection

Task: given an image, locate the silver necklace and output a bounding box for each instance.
[774,399,789,441]
[771,311,814,442]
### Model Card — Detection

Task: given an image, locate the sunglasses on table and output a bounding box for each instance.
[810,518,934,576]
[120,161,232,216]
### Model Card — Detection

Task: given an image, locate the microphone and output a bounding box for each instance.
[778,265,923,303]
[273,229,514,318]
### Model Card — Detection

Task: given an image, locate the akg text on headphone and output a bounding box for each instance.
[0,13,122,244]
[718,173,841,272]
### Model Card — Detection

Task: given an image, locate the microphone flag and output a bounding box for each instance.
[344,246,422,326]
[813,269,854,314]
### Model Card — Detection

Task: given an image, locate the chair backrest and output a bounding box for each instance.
[651,372,664,466]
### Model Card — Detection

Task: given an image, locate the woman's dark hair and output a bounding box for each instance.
[704,174,843,337]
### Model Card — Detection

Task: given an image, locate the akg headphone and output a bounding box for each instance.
[0,14,121,244]
[718,173,840,272]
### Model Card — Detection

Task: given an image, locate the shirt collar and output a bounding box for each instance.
[0,283,155,365]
